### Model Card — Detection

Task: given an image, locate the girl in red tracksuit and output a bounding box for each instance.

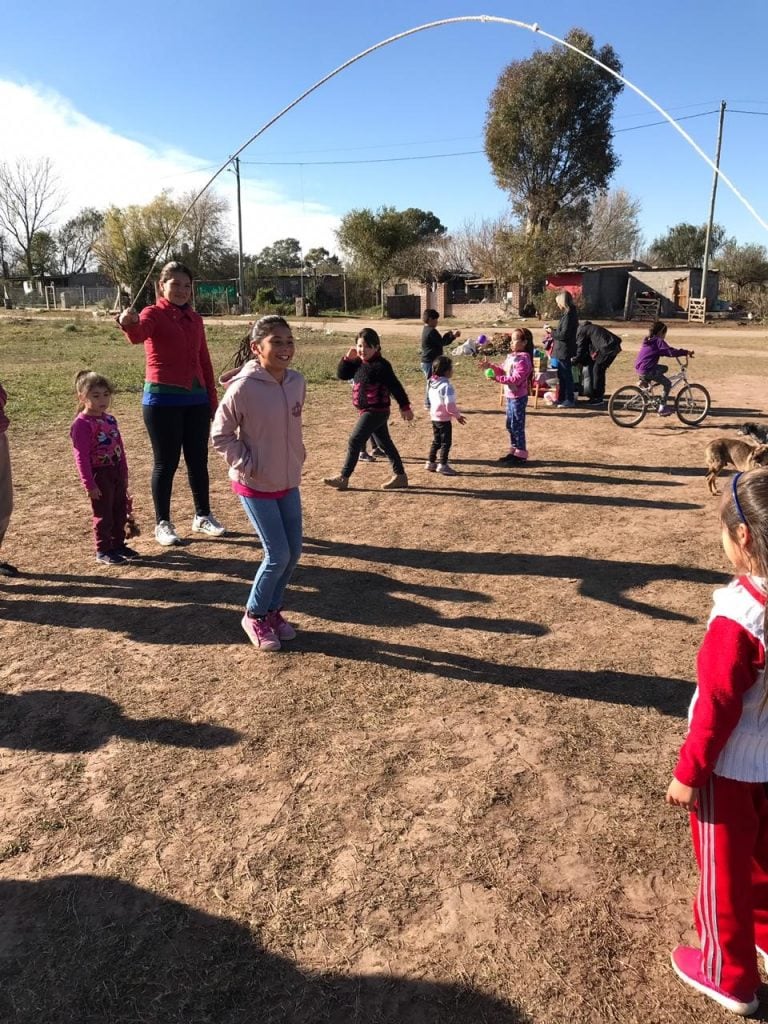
[666,467,768,1017]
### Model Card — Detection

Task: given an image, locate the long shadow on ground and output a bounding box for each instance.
[0,875,528,1024]
[0,690,240,754]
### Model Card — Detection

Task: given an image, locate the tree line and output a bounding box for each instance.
[2,25,767,315]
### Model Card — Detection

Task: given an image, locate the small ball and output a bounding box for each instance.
[484,368,496,379]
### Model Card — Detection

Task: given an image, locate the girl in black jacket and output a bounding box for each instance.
[323,329,414,491]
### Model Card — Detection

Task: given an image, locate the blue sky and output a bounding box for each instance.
[3,0,767,255]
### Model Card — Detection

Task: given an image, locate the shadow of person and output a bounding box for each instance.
[0,690,240,754]
[0,875,529,1024]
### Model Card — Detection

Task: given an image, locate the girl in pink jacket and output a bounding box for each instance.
[425,355,466,476]
[481,328,534,465]
[211,316,306,652]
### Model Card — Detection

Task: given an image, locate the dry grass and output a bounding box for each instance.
[3,319,768,1022]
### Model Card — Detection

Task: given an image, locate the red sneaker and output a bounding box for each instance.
[268,609,297,641]
[670,945,758,1016]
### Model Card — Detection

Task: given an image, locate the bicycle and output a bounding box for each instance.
[608,356,711,428]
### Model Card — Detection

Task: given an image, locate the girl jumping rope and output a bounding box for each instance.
[667,467,768,1016]
[70,371,137,566]
[211,316,305,652]
[481,327,534,465]
[323,327,413,491]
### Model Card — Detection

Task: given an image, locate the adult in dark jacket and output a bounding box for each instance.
[550,291,579,408]
[574,322,623,405]
[419,309,460,409]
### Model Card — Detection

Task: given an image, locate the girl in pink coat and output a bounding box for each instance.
[211,316,306,652]
[481,327,534,465]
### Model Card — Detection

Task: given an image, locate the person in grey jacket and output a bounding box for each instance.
[551,290,579,408]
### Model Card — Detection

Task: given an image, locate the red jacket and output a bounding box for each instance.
[119,298,218,413]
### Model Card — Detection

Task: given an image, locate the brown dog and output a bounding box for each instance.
[705,438,768,495]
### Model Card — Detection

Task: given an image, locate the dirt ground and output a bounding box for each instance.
[2,326,768,1023]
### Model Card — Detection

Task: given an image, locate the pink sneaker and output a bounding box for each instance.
[241,613,281,651]
[670,945,758,1015]
[268,609,297,641]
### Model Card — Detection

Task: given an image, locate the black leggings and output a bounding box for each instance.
[142,403,211,523]
[341,411,404,478]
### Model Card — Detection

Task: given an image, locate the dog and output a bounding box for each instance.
[738,422,768,445]
[705,437,768,495]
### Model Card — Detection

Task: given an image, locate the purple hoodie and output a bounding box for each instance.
[634,336,689,376]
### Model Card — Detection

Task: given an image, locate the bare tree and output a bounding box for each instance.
[57,208,104,275]
[0,158,63,277]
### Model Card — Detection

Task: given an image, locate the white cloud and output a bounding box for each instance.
[0,79,340,253]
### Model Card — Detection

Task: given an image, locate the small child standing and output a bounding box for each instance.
[70,371,137,566]
[425,355,466,476]
[481,328,534,465]
[635,320,694,416]
[666,468,768,1017]
[323,328,413,491]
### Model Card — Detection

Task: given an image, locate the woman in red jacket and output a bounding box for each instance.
[118,261,225,546]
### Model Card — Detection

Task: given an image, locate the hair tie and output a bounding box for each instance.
[732,472,748,526]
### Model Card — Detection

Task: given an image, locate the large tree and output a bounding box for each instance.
[484,28,623,236]
[57,207,104,275]
[336,206,446,312]
[179,189,230,276]
[0,157,63,277]
[256,238,302,272]
[715,241,768,291]
[648,222,727,267]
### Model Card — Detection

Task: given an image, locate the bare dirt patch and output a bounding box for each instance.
[3,328,768,1022]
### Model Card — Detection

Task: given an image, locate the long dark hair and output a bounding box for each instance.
[356,327,381,350]
[647,320,667,340]
[229,315,291,369]
[721,467,768,705]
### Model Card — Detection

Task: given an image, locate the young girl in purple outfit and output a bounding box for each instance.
[634,321,695,416]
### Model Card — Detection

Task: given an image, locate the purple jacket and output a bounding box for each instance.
[634,336,689,376]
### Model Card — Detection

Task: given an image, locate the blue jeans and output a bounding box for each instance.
[239,488,302,616]
[505,395,528,452]
[556,358,575,404]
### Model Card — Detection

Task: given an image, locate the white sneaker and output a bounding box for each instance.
[436,464,458,476]
[155,520,181,546]
[424,460,437,472]
[192,514,225,537]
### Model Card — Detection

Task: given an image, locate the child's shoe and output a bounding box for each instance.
[323,475,349,490]
[359,451,375,462]
[498,451,517,463]
[241,613,281,651]
[115,544,141,560]
[424,460,437,472]
[670,945,758,1016]
[371,445,387,458]
[512,448,529,462]
[658,405,673,417]
[436,463,458,476]
[381,474,408,489]
[96,551,126,566]
[268,609,297,641]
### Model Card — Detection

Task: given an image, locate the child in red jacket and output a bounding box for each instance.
[666,468,768,1016]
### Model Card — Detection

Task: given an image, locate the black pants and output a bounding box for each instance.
[341,411,404,478]
[429,421,452,464]
[590,347,620,400]
[142,403,211,523]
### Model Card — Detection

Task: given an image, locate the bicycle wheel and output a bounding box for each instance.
[675,384,711,426]
[609,385,648,427]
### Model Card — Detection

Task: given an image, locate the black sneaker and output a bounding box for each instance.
[115,545,141,560]
[96,551,126,566]
[0,560,19,577]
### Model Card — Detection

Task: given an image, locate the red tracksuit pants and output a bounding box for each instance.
[690,773,768,998]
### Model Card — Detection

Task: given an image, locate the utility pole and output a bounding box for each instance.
[700,100,726,301]
[234,157,246,314]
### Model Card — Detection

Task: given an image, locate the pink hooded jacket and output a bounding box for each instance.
[211,361,306,493]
